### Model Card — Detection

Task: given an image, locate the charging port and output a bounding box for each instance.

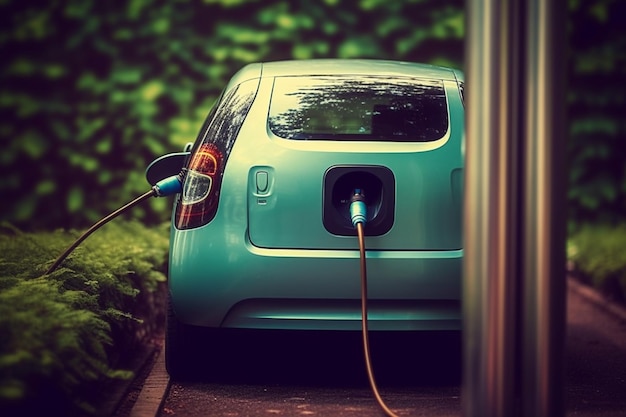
[323,165,395,236]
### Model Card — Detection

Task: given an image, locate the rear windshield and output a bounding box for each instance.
[268,76,448,142]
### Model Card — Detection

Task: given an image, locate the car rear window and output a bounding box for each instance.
[268,76,448,142]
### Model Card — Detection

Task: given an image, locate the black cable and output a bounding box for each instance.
[357,221,400,417]
[45,189,156,275]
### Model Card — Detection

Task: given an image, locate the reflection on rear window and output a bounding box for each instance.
[268,76,448,142]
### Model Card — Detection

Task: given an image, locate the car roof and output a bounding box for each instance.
[226,59,463,90]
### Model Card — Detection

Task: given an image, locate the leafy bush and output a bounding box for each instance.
[568,223,626,304]
[2,0,624,230]
[0,0,464,230]
[566,0,626,225]
[0,220,169,416]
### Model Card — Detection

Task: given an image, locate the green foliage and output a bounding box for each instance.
[0,278,117,414]
[567,0,626,224]
[0,220,169,416]
[568,223,626,304]
[0,0,464,230]
[1,0,624,229]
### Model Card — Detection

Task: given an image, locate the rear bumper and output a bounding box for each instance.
[169,237,462,331]
[221,298,461,331]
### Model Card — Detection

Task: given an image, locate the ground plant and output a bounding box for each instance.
[0,220,169,416]
[568,223,626,305]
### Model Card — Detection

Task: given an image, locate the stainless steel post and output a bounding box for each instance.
[463,0,566,416]
[463,1,522,415]
[521,0,567,416]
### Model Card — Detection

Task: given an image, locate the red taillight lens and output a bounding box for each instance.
[190,145,219,176]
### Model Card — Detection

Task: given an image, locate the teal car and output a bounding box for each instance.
[147,59,465,377]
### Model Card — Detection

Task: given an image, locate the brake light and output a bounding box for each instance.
[174,78,259,230]
[175,144,223,229]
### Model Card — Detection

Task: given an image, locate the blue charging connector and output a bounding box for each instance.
[152,173,183,197]
[350,188,367,227]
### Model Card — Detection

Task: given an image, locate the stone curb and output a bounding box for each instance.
[127,347,170,417]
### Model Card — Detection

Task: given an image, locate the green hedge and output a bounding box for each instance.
[0,220,169,416]
[0,0,464,230]
[3,0,626,230]
[568,223,626,305]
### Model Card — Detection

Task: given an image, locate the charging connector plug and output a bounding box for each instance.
[152,173,184,197]
[349,189,367,227]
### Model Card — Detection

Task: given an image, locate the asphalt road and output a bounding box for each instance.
[121,279,626,417]
[159,330,463,417]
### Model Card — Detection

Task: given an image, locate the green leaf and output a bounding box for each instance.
[43,64,66,79]
[95,137,112,154]
[337,37,380,58]
[140,80,164,101]
[203,0,257,6]
[111,68,143,84]
[12,197,36,221]
[67,187,84,213]
[151,18,170,34]
[6,59,36,76]
[20,132,48,158]
[590,2,609,22]
[0,379,25,400]
[35,180,56,196]
[571,117,618,136]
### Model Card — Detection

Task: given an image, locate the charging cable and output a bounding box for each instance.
[350,189,400,417]
[46,178,396,416]
[45,174,183,275]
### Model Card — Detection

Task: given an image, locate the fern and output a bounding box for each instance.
[0,220,169,415]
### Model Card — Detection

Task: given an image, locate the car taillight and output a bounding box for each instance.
[176,144,223,228]
[174,78,259,230]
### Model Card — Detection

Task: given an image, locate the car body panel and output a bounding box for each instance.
[244,77,464,250]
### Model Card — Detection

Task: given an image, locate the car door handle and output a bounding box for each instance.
[256,171,269,194]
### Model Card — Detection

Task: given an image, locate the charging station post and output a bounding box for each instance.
[463,1,567,416]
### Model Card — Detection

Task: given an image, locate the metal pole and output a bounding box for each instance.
[522,0,567,416]
[463,0,567,416]
[463,1,522,415]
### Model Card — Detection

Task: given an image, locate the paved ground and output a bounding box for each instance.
[564,279,626,416]
[114,279,626,417]
[158,330,462,417]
